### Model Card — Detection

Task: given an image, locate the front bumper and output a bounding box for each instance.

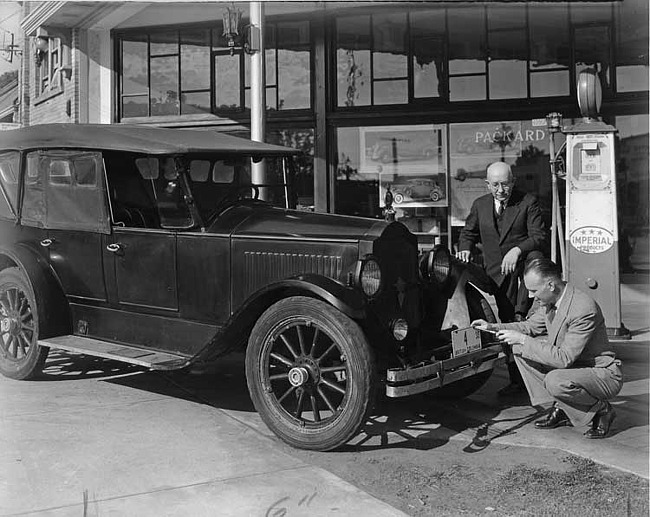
[385,344,506,397]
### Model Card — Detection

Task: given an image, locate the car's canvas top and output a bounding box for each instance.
[2,123,300,156]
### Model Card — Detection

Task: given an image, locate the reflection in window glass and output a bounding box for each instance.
[150,56,179,116]
[266,128,314,210]
[450,75,486,102]
[335,127,380,217]
[122,38,148,95]
[616,0,649,92]
[150,32,178,56]
[615,114,649,270]
[574,25,612,92]
[531,71,569,97]
[278,47,310,109]
[0,152,19,219]
[529,6,570,97]
[215,54,241,109]
[374,80,408,105]
[448,8,486,75]
[337,16,371,107]
[411,11,445,99]
[373,13,407,81]
[123,96,148,118]
[488,28,527,99]
[181,92,211,114]
[181,29,210,91]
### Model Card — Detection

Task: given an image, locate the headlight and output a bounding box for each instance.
[420,245,451,285]
[390,318,409,341]
[358,257,382,298]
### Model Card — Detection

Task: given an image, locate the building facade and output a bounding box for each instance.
[19,1,649,266]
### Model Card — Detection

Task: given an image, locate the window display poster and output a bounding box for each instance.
[449,120,549,225]
[359,125,448,208]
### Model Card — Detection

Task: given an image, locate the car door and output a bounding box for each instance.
[24,151,109,305]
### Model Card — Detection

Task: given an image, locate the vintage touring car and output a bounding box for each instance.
[0,124,503,451]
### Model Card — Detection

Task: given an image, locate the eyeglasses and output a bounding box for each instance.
[486,181,513,190]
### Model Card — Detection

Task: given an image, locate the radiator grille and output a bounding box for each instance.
[244,251,343,292]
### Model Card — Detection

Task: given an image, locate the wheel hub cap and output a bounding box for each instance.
[288,367,309,387]
[0,317,17,335]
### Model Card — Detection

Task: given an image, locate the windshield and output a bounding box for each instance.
[127,154,294,229]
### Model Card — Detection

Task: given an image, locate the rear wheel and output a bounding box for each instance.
[432,284,497,399]
[0,268,48,380]
[246,296,375,451]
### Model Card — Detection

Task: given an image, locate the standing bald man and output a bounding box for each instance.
[456,161,547,395]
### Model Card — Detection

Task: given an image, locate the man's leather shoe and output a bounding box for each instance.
[535,407,571,429]
[584,403,616,439]
[497,383,526,397]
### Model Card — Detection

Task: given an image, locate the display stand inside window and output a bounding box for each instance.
[364,124,448,252]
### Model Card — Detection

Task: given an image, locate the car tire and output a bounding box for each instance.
[246,296,375,451]
[0,268,48,380]
[430,190,441,202]
[393,193,405,204]
[431,284,497,400]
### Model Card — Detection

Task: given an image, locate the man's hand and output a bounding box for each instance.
[471,319,494,331]
[456,250,471,262]
[500,247,522,275]
[496,329,527,345]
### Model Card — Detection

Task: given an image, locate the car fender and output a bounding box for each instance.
[0,244,71,339]
[193,274,367,363]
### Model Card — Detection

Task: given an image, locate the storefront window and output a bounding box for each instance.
[615,114,649,271]
[180,29,211,114]
[487,6,527,99]
[449,121,552,228]
[615,0,649,92]
[336,16,371,107]
[411,11,445,99]
[448,7,486,101]
[121,36,148,117]
[267,128,314,210]
[373,13,408,105]
[119,22,311,119]
[528,6,570,97]
[335,125,448,242]
[574,25,612,94]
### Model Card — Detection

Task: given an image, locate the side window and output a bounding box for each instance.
[0,152,19,220]
[23,151,110,233]
[189,160,210,182]
[22,153,46,227]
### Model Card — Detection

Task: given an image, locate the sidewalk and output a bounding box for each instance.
[0,358,406,516]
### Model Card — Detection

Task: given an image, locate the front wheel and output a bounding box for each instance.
[246,296,375,451]
[0,268,48,380]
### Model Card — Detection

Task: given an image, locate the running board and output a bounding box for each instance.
[38,336,191,371]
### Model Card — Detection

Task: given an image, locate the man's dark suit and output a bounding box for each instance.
[458,188,546,321]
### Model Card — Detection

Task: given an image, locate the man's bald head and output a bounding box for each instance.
[486,162,514,183]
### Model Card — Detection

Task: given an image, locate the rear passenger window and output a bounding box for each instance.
[0,152,19,220]
[49,160,73,185]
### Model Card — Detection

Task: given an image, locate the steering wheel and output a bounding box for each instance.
[208,185,260,221]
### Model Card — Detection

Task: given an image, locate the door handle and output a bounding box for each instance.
[106,243,123,254]
[40,238,54,248]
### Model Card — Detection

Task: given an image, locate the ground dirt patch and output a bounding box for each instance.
[289,441,648,516]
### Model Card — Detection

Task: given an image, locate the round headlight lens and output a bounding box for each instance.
[390,318,409,341]
[359,258,382,297]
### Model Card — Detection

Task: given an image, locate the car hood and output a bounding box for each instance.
[210,204,390,242]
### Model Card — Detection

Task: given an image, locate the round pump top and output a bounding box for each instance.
[577,68,603,119]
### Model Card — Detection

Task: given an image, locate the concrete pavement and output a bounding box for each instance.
[0,353,406,516]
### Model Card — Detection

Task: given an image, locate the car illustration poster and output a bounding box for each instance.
[359,124,448,208]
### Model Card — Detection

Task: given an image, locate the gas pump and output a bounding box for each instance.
[564,69,629,338]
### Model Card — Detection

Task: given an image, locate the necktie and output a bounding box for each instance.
[497,201,505,216]
[546,305,556,324]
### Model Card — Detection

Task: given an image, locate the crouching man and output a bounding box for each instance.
[472,257,623,439]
